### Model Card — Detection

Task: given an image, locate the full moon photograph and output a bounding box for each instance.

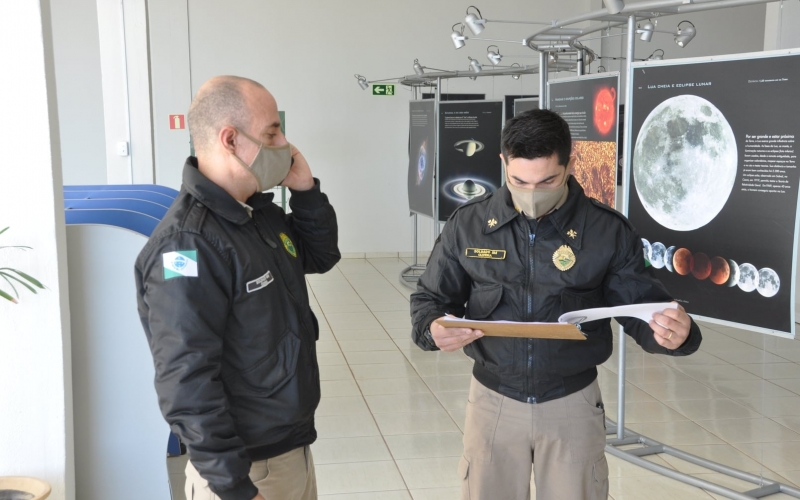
[633,95,737,232]
[650,242,667,269]
[757,268,780,298]
[738,263,758,292]
[665,246,676,272]
[641,238,652,263]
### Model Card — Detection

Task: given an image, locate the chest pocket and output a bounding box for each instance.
[226,331,301,397]
[560,287,606,333]
[466,283,504,320]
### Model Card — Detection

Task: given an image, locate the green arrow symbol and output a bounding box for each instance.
[374,86,384,94]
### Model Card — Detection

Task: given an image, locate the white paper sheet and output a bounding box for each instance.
[558,302,677,325]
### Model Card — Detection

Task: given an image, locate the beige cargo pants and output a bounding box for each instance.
[185,445,317,500]
[460,377,608,500]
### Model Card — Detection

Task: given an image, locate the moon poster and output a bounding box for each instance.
[437,100,504,222]
[408,100,436,217]
[627,52,800,337]
[548,73,619,208]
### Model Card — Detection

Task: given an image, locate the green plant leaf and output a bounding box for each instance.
[0,268,44,289]
[0,288,17,303]
[0,271,37,294]
[0,227,8,236]
[0,274,20,298]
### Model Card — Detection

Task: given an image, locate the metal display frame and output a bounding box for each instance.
[513,97,540,116]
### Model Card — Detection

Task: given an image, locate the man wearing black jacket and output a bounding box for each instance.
[411,109,701,500]
[136,76,340,500]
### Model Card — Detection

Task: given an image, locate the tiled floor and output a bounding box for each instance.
[169,257,800,499]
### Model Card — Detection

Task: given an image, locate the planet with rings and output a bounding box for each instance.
[454,140,485,157]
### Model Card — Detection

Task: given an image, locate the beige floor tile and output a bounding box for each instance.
[315,461,406,495]
[655,351,728,368]
[409,487,461,500]
[434,391,468,411]
[318,329,336,342]
[320,491,411,500]
[385,432,464,460]
[315,414,380,438]
[316,396,370,416]
[734,397,800,417]
[319,303,371,314]
[689,473,789,500]
[598,382,657,403]
[664,399,762,421]
[711,349,788,365]
[338,339,399,353]
[319,364,354,381]
[411,360,474,377]
[387,328,415,340]
[605,453,676,477]
[358,377,430,396]
[706,380,798,400]
[779,470,800,488]
[374,311,413,323]
[627,421,725,446]
[773,416,800,433]
[393,338,419,351]
[321,379,362,397]
[624,366,694,385]
[776,350,800,363]
[676,365,761,383]
[333,329,392,341]
[318,351,348,366]
[351,362,418,380]
[316,341,342,354]
[734,441,800,472]
[316,295,368,306]
[345,350,409,365]
[637,381,727,402]
[374,411,461,435]
[773,379,800,396]
[608,475,714,500]
[367,302,411,312]
[422,375,472,393]
[396,457,462,489]
[695,418,800,444]
[311,436,392,464]
[659,444,765,474]
[448,410,467,432]
[734,364,800,380]
[605,401,688,423]
[366,393,444,414]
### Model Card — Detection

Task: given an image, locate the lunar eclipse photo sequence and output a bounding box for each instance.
[642,239,780,298]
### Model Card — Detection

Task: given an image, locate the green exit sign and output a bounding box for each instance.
[372,84,395,96]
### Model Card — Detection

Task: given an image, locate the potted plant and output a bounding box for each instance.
[0,227,45,303]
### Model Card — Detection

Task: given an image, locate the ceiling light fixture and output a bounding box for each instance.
[604,0,625,15]
[413,59,425,75]
[638,20,655,42]
[468,56,483,73]
[355,74,369,90]
[674,20,696,47]
[487,45,502,65]
[647,49,665,60]
[451,23,467,49]
[465,6,486,35]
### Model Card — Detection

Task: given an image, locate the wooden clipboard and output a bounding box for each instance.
[435,318,586,340]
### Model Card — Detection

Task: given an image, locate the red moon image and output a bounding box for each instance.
[673,248,693,276]
[593,87,617,136]
[692,252,711,280]
[709,256,730,285]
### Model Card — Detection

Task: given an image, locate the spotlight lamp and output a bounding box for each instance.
[647,49,665,61]
[510,63,522,79]
[548,52,558,64]
[465,6,486,35]
[638,19,655,42]
[451,23,467,49]
[674,20,696,48]
[413,59,425,75]
[597,65,606,73]
[355,74,369,90]
[468,56,483,73]
[604,0,625,15]
[487,45,502,65]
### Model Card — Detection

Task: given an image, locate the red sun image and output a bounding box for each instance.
[593,86,617,136]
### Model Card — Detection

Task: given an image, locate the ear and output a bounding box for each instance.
[566,155,576,174]
[219,126,237,155]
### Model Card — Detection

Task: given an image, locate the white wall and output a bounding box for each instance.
[765,0,800,50]
[50,0,107,186]
[0,1,75,499]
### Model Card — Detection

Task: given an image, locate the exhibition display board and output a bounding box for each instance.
[626,51,800,337]
[407,100,436,217]
[513,97,539,116]
[437,100,504,221]
[549,73,619,208]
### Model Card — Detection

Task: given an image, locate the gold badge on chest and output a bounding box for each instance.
[553,245,576,271]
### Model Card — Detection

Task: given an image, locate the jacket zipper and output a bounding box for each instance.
[527,229,537,404]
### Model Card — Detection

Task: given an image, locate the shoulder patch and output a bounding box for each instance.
[163,250,198,279]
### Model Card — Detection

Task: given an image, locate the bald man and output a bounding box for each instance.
[136,76,340,500]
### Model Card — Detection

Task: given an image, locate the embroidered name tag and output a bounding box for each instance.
[465,248,506,260]
[247,271,274,293]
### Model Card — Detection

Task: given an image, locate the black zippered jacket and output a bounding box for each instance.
[411,178,701,404]
[135,158,340,500]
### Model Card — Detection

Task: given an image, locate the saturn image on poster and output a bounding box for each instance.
[443,178,493,202]
[454,140,485,157]
[633,95,737,232]
[640,238,780,297]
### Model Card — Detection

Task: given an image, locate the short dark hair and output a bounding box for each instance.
[501,109,572,166]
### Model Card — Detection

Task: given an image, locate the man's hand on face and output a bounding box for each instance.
[649,302,691,350]
[280,145,315,192]
[430,315,484,352]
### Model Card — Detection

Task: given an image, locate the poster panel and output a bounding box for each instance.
[626,51,800,337]
[437,100,504,222]
[514,97,539,116]
[548,73,619,208]
[407,100,436,217]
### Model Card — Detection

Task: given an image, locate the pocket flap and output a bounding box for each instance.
[467,284,504,320]
[228,332,301,397]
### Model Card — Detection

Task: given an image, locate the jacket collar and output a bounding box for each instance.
[483,177,588,250]
[182,157,275,226]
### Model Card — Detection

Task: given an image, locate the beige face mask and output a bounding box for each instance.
[232,128,293,192]
[506,170,570,219]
